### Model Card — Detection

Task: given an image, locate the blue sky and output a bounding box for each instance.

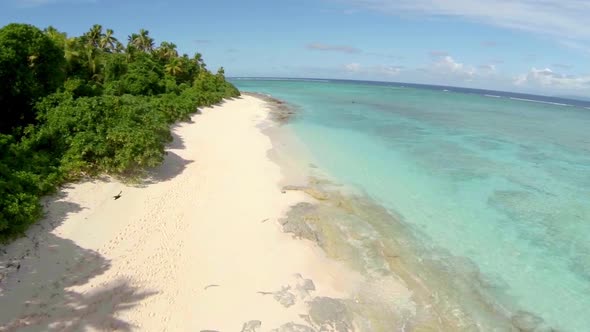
[1,0,590,96]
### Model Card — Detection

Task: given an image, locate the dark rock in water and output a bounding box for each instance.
[511,311,545,331]
[271,322,316,332]
[303,188,329,201]
[281,217,318,242]
[241,320,262,332]
[281,185,329,200]
[242,92,297,124]
[282,185,305,191]
[280,203,320,243]
[309,297,353,332]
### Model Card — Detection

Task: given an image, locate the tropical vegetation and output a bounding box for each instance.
[0,23,239,240]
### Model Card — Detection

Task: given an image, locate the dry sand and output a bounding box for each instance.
[0,96,360,331]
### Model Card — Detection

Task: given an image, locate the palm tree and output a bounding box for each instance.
[124,43,138,62]
[217,66,225,76]
[127,33,139,47]
[99,28,118,51]
[193,52,206,69]
[83,45,103,81]
[115,41,125,53]
[64,37,80,64]
[164,58,183,76]
[156,42,178,60]
[131,29,154,52]
[86,24,103,48]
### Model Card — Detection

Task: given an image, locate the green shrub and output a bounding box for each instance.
[0,23,65,134]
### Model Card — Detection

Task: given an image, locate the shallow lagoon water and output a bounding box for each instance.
[233,79,590,331]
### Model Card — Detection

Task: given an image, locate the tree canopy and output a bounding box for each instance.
[0,23,240,240]
[0,23,66,134]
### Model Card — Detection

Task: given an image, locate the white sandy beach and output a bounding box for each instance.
[0,96,360,331]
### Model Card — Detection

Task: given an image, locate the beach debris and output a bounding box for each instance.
[113,191,123,200]
[200,330,220,332]
[257,285,298,308]
[299,278,316,292]
[261,218,270,223]
[273,286,296,307]
[241,320,262,332]
[292,274,316,299]
[204,284,220,290]
[271,322,316,332]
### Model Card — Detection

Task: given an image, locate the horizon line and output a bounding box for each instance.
[228,76,590,105]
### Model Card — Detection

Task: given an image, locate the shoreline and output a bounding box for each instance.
[0,95,361,331]
[244,91,557,332]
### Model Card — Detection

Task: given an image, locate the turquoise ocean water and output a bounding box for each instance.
[232,79,590,331]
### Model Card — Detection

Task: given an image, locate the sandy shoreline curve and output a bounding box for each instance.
[0,95,361,331]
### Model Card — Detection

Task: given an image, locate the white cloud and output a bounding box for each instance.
[401,55,501,87]
[376,65,402,76]
[343,63,402,76]
[344,62,362,72]
[432,56,475,79]
[514,67,590,90]
[341,0,590,41]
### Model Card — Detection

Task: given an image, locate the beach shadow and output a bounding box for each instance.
[212,97,239,107]
[0,188,156,331]
[143,151,193,184]
[1,276,156,331]
[168,127,186,150]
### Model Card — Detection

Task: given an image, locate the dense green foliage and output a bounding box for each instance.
[0,23,239,240]
[0,24,66,134]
